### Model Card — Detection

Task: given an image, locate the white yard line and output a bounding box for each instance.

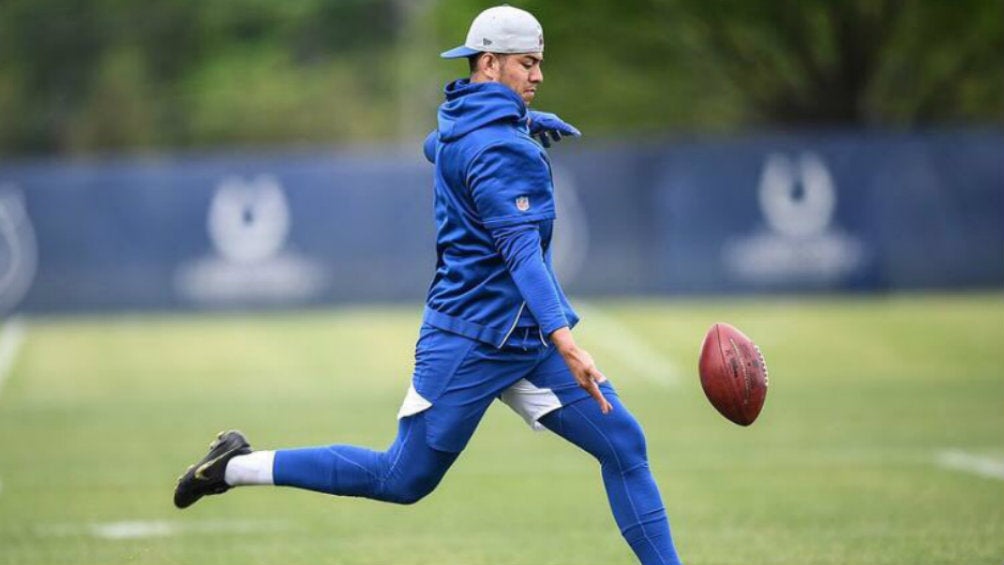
[38,519,289,540]
[0,317,26,501]
[0,317,27,400]
[936,449,1004,481]
[574,301,679,388]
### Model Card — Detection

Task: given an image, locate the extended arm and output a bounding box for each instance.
[491,223,612,414]
[423,110,579,163]
[469,141,608,413]
[527,110,581,148]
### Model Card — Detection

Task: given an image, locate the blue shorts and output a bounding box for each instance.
[397,324,617,453]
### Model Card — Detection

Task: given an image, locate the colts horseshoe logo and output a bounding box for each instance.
[0,186,38,315]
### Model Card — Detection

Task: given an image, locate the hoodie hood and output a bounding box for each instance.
[437,79,529,142]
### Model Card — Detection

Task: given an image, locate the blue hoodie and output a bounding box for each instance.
[422,78,578,348]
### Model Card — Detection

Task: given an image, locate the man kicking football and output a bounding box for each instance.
[174,6,683,564]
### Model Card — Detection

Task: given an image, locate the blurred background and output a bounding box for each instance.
[0,3,1002,565]
[0,0,1001,313]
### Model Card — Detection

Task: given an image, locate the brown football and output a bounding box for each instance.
[698,323,769,426]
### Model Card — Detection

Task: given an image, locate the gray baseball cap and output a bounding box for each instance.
[441,5,544,59]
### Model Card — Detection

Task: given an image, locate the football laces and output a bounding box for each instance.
[754,344,769,387]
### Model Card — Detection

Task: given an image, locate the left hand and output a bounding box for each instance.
[528,111,581,148]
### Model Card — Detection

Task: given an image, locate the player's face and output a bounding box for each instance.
[496,53,544,105]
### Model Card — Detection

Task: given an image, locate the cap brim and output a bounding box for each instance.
[440,45,481,59]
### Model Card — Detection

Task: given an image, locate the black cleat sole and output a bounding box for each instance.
[174,430,251,509]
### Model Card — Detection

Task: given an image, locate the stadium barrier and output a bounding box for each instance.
[1,130,1001,314]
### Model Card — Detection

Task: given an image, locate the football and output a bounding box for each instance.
[698,322,769,426]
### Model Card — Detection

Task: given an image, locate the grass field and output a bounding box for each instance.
[0,293,1002,565]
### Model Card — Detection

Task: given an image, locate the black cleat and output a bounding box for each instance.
[174,430,251,509]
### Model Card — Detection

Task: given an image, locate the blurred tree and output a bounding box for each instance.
[0,0,1000,156]
[0,0,105,153]
[673,0,1004,126]
[431,0,725,132]
[0,0,402,155]
[432,0,1003,132]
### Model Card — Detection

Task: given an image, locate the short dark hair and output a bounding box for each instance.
[467,53,482,74]
[463,51,510,74]
[468,52,508,74]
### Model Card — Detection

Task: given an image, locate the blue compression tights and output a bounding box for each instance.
[539,397,682,565]
[273,396,681,565]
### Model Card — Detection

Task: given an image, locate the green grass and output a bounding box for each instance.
[0,293,1002,564]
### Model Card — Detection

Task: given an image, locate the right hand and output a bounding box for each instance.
[550,327,612,414]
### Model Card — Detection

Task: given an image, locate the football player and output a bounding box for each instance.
[175,6,683,564]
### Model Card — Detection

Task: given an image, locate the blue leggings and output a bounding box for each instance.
[274,395,682,565]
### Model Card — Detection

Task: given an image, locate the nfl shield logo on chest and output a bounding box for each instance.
[515,196,530,212]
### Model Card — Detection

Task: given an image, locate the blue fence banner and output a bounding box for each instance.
[0,130,1001,315]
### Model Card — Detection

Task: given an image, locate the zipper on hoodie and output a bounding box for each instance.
[497,301,527,349]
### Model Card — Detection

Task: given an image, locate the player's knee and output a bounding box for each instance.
[383,478,435,505]
[381,467,445,505]
[382,489,425,505]
[607,412,649,473]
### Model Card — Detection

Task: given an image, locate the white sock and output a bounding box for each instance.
[224,451,275,486]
